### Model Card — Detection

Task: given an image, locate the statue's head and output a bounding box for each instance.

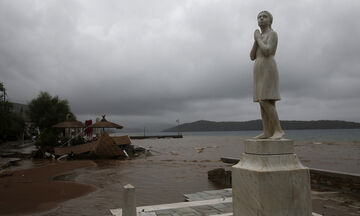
[257,11,273,28]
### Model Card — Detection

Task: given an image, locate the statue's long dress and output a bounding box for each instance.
[253,32,280,102]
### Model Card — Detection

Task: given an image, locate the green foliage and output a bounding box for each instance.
[0,82,25,142]
[70,136,85,146]
[28,91,74,146]
[3,111,25,141]
[37,128,59,148]
[28,92,73,131]
[0,82,5,93]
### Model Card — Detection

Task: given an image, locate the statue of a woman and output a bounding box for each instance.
[250,11,284,139]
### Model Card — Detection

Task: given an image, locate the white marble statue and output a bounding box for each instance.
[250,11,284,140]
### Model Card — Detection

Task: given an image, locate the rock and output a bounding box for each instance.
[208,168,232,188]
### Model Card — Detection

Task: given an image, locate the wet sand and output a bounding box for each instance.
[0,160,96,215]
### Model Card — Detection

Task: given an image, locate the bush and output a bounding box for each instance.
[4,111,25,141]
[37,128,59,148]
[70,136,85,146]
[0,82,25,143]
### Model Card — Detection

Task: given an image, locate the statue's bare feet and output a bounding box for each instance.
[253,133,270,139]
[269,130,284,140]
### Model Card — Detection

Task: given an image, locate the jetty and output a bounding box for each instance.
[130,135,183,140]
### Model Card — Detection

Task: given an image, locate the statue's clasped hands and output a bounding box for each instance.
[254,29,261,41]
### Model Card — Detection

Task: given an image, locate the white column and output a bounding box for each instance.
[123,184,137,216]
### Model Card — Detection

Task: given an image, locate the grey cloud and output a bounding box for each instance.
[1,0,360,129]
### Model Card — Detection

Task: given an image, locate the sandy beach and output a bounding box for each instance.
[0,160,96,215]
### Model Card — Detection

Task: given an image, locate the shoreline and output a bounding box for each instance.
[0,160,96,215]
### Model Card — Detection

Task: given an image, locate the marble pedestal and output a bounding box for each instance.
[232,139,312,216]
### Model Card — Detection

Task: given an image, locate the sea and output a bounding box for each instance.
[117,128,360,143]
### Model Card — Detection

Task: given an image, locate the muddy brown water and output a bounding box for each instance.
[1,135,359,215]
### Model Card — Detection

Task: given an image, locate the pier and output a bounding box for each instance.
[130,135,183,140]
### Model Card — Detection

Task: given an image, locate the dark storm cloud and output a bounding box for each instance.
[1,0,360,128]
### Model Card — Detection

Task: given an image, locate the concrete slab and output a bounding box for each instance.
[184,188,232,201]
[110,189,322,216]
[110,197,232,216]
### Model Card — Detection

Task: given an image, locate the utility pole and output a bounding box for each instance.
[176,119,180,136]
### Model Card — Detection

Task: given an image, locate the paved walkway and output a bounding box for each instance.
[111,197,233,216]
[110,188,321,216]
[184,188,232,202]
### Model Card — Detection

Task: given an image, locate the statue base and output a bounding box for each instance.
[232,139,312,216]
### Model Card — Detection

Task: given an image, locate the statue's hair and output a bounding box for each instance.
[258,11,273,27]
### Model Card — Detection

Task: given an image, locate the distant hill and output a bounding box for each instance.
[162,120,360,132]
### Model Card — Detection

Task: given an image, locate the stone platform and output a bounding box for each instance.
[233,139,312,216]
[110,196,233,216]
[110,189,321,216]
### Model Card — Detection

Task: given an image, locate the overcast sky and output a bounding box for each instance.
[1,0,360,129]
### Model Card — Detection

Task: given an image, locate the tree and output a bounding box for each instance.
[0,82,5,101]
[0,82,25,143]
[28,92,74,130]
[28,91,74,146]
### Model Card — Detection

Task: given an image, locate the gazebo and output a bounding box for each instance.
[52,120,84,129]
[88,115,123,133]
[52,114,85,143]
